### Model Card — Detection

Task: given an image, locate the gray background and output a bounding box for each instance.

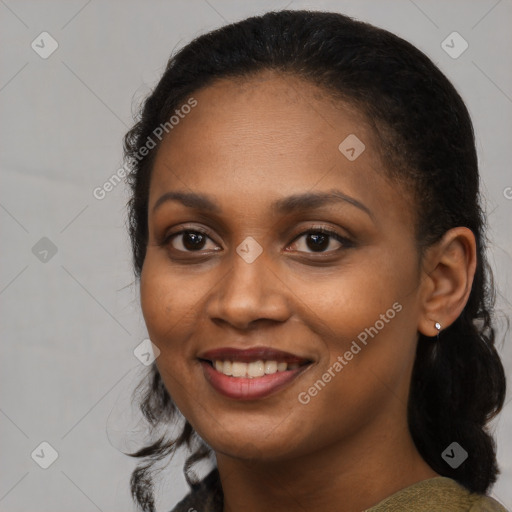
[1,1,511,511]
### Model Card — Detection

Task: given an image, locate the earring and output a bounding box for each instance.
[435,322,441,340]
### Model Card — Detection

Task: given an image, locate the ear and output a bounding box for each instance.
[418,227,477,337]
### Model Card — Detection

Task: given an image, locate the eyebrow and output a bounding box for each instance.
[152,189,373,219]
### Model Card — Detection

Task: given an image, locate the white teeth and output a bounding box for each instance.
[264,360,278,374]
[211,360,301,378]
[231,361,247,377]
[277,362,287,372]
[223,360,232,376]
[248,360,265,378]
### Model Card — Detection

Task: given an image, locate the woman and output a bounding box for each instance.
[122,10,508,512]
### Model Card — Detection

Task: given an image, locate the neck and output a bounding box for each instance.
[216,420,439,512]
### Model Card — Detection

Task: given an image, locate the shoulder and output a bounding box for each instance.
[468,494,509,512]
[366,477,509,512]
[168,469,222,512]
[167,471,510,512]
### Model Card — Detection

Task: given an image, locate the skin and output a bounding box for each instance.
[140,71,477,512]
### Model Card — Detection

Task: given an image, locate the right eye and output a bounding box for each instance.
[164,229,220,253]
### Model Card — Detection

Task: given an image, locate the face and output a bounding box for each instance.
[140,72,425,462]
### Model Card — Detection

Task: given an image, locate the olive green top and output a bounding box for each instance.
[365,476,508,511]
[170,470,509,511]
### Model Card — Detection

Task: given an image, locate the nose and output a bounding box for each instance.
[205,248,291,330]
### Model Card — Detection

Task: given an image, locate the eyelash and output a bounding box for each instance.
[160,225,353,255]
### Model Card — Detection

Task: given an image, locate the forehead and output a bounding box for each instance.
[149,71,412,226]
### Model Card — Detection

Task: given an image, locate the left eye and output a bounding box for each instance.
[289,229,348,253]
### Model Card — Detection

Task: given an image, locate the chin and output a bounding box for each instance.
[192,418,308,463]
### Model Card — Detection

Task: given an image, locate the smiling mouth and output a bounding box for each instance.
[202,359,310,378]
[197,346,313,399]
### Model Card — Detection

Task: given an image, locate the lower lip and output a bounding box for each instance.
[200,361,309,400]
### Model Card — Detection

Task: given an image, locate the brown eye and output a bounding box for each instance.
[167,230,218,252]
[289,228,352,254]
[305,232,330,252]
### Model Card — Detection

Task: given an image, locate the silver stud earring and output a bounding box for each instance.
[435,322,441,340]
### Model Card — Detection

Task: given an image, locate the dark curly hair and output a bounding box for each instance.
[122,9,507,512]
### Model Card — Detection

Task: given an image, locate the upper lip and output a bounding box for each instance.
[198,346,312,364]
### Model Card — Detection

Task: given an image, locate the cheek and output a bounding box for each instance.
[139,253,196,353]
[140,269,171,337]
[299,249,418,382]
[295,256,404,338]
[139,256,201,410]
